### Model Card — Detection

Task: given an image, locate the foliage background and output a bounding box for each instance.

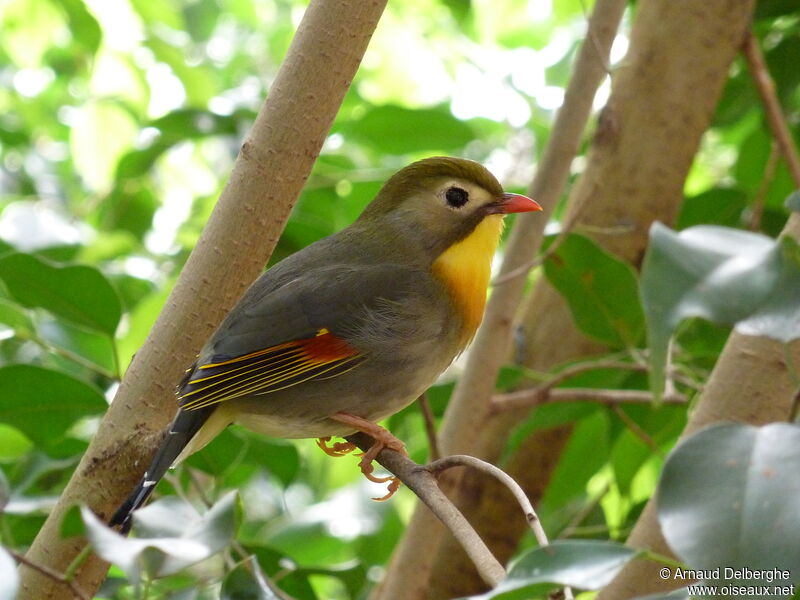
[0,0,799,599]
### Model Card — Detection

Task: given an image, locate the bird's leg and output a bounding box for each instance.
[316,436,357,457]
[329,412,407,501]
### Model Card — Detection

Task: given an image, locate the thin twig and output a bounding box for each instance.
[417,392,441,461]
[492,387,687,413]
[558,481,611,540]
[344,432,506,588]
[425,455,547,546]
[742,30,800,187]
[529,359,647,390]
[425,455,575,600]
[610,405,662,455]
[749,141,779,231]
[10,549,91,600]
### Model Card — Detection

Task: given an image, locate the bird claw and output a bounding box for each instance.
[316,436,357,457]
[317,412,409,500]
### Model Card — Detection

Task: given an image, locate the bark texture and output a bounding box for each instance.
[422,0,757,597]
[19,1,387,598]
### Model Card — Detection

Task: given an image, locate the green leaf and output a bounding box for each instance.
[461,540,640,599]
[337,105,476,155]
[0,546,20,600]
[221,556,283,600]
[0,365,106,450]
[0,253,121,335]
[38,318,117,375]
[658,423,800,590]
[58,0,102,57]
[84,491,239,583]
[544,234,645,348]
[677,188,747,229]
[641,224,800,398]
[0,297,34,335]
[60,504,85,539]
[0,424,33,461]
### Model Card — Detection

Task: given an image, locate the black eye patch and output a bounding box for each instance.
[445,186,469,208]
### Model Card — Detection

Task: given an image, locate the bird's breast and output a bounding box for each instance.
[431,214,504,346]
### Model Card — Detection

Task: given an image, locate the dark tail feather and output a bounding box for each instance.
[110,406,214,533]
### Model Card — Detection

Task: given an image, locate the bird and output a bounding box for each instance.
[110,156,541,532]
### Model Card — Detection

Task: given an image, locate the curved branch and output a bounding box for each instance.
[345,433,506,587]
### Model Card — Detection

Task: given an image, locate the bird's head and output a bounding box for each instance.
[358,157,541,257]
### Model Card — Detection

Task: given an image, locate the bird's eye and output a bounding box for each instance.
[445,186,469,208]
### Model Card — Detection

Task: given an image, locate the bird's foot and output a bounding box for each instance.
[316,436,357,457]
[330,412,407,501]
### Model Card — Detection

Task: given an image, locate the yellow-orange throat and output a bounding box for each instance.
[432,214,504,344]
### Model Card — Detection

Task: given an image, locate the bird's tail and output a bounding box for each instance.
[110,405,214,533]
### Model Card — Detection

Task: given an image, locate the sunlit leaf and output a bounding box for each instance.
[70,100,138,192]
[0,297,33,335]
[658,423,800,590]
[58,0,102,56]
[0,365,106,450]
[0,252,121,335]
[337,105,475,154]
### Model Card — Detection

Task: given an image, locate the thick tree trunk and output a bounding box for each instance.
[423,0,757,598]
[19,1,387,598]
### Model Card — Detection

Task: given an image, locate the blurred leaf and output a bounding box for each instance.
[0,424,33,461]
[98,183,158,240]
[84,491,238,583]
[70,100,137,192]
[60,504,84,539]
[221,556,282,600]
[658,423,800,590]
[0,297,34,335]
[462,541,640,599]
[338,105,475,154]
[0,546,20,600]
[58,0,102,57]
[246,545,319,600]
[0,252,121,336]
[544,234,645,348]
[765,36,800,105]
[677,188,747,229]
[641,224,800,398]
[754,0,800,19]
[38,318,117,375]
[786,191,800,212]
[183,0,220,43]
[0,365,105,450]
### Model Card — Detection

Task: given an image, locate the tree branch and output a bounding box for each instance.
[9,549,90,600]
[345,433,506,588]
[742,30,800,187]
[492,386,687,413]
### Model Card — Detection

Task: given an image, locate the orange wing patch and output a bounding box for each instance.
[179,329,362,411]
